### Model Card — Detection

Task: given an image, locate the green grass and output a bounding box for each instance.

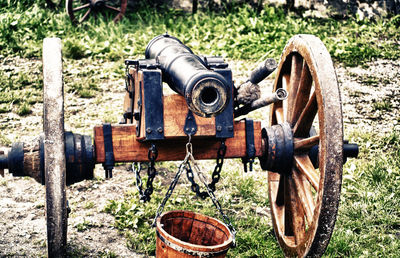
[1,0,399,256]
[105,163,281,257]
[0,1,399,65]
[325,130,400,257]
[103,130,400,257]
[0,0,399,116]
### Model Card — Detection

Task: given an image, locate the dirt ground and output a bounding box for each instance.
[0,56,399,257]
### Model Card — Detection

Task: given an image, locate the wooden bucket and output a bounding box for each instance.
[156,210,233,257]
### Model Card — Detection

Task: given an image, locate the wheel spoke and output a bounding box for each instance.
[284,176,294,236]
[285,175,306,243]
[293,91,317,137]
[282,74,290,121]
[294,135,319,150]
[276,173,284,206]
[287,54,303,123]
[275,107,284,124]
[79,8,92,23]
[73,3,90,12]
[294,154,319,191]
[292,168,315,226]
[290,63,312,126]
[105,4,121,12]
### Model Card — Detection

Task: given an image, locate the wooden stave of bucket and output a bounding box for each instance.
[156,210,233,257]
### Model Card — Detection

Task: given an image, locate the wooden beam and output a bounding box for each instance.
[94,120,262,163]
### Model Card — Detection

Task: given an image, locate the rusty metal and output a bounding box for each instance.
[66,0,128,24]
[266,34,344,257]
[234,88,288,117]
[259,122,293,174]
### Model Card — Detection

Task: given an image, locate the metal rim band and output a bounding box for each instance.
[156,230,229,257]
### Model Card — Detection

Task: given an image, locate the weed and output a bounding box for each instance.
[373,99,392,111]
[0,133,12,146]
[16,102,32,116]
[84,201,95,209]
[74,219,98,232]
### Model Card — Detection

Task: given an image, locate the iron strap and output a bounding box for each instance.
[242,119,255,172]
[102,123,114,178]
[156,230,229,257]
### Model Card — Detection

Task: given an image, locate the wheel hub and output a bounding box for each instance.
[90,0,106,11]
[259,122,294,174]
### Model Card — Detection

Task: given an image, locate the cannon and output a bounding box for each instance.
[0,34,358,257]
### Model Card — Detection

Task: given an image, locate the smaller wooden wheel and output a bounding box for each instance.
[43,38,68,257]
[264,34,343,257]
[66,0,128,24]
[46,0,63,9]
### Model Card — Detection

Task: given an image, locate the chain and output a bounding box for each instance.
[187,146,236,247]
[134,143,158,202]
[152,137,236,247]
[152,139,192,227]
[186,140,226,199]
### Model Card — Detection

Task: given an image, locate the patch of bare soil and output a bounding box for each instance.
[0,57,399,256]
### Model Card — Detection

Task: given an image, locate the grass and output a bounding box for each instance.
[325,130,400,257]
[0,0,399,117]
[0,1,399,65]
[0,0,399,256]
[104,164,281,257]
[103,130,400,257]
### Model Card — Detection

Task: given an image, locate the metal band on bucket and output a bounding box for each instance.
[156,230,229,257]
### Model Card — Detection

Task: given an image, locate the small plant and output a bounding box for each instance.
[74,219,98,232]
[84,201,95,209]
[16,102,32,116]
[373,99,392,111]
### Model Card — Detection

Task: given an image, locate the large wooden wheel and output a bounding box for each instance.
[66,0,128,24]
[43,38,68,257]
[268,35,343,257]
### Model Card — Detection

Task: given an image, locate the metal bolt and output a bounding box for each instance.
[191,128,196,132]
[216,126,222,132]
[157,127,163,133]
[187,116,192,120]
[228,126,233,131]
[146,128,152,134]
[185,128,190,132]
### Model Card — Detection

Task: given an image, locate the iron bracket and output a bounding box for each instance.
[213,68,234,139]
[142,68,164,140]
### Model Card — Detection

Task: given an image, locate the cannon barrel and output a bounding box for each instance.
[145,34,230,117]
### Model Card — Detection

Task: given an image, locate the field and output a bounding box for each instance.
[0,1,399,257]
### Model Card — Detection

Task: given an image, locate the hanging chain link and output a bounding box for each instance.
[152,137,236,247]
[134,143,158,202]
[187,151,237,247]
[152,140,192,227]
[186,140,226,199]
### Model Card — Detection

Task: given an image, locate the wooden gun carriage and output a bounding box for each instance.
[0,34,358,257]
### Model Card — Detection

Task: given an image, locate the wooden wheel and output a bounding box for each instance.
[66,0,128,24]
[43,38,68,257]
[46,0,63,9]
[268,35,343,257]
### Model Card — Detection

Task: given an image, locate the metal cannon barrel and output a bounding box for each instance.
[145,34,230,117]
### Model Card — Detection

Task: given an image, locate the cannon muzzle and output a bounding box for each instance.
[145,34,230,117]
